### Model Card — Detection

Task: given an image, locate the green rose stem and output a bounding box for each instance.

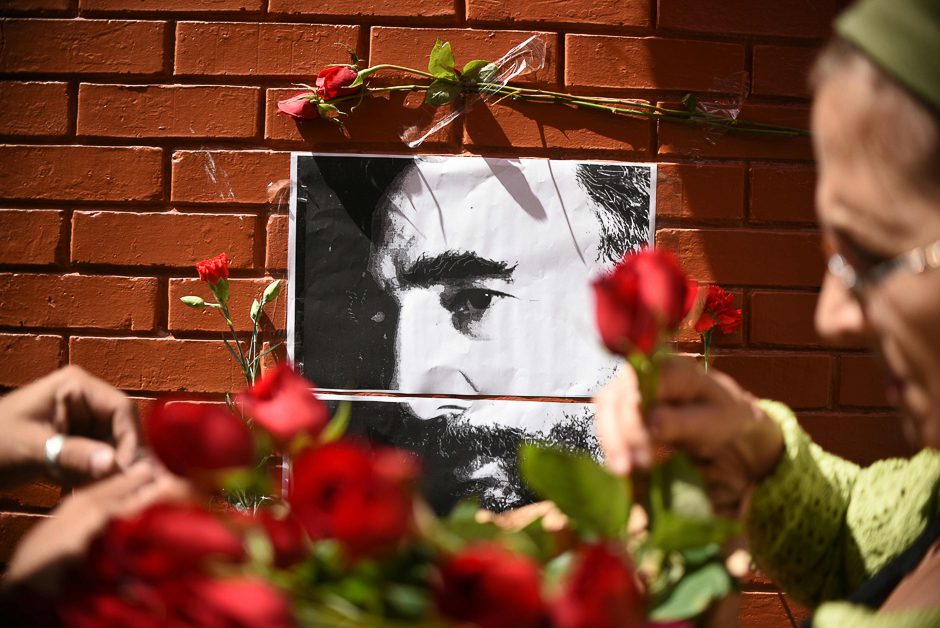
[701,328,713,373]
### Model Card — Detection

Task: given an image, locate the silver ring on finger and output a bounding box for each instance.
[44,434,67,479]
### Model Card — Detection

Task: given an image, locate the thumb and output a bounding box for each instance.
[55,436,119,484]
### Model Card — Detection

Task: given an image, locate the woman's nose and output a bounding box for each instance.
[814,272,872,346]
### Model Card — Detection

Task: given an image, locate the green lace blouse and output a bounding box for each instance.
[747,401,940,627]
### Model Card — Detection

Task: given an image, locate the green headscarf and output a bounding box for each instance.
[836,0,940,113]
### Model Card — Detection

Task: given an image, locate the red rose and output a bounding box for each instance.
[277,94,319,121]
[87,503,246,584]
[259,512,308,569]
[238,363,330,446]
[289,440,415,560]
[551,544,644,628]
[315,65,360,100]
[196,253,229,285]
[145,400,254,478]
[58,587,164,628]
[593,249,697,355]
[169,576,295,628]
[435,542,546,628]
[693,285,741,335]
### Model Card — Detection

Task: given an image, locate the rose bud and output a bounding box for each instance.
[315,65,360,100]
[277,93,319,121]
[551,543,645,628]
[434,541,547,628]
[146,400,254,479]
[258,512,308,570]
[168,576,296,628]
[238,363,330,446]
[593,249,697,356]
[289,440,415,560]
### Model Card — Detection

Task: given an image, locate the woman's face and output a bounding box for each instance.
[813,64,940,450]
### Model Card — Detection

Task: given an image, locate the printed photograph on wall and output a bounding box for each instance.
[289,154,656,512]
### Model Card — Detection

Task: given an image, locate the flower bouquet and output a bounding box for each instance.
[48,249,743,627]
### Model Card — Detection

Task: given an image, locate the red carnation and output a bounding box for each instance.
[693,285,741,335]
[196,253,229,286]
[145,400,254,479]
[593,249,697,356]
[238,363,330,446]
[551,544,644,628]
[315,65,360,100]
[289,440,416,560]
[434,541,547,628]
[85,503,246,585]
[277,94,319,121]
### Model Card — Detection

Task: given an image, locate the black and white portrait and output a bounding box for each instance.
[289,154,655,513]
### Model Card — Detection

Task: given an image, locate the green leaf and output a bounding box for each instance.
[462,60,498,83]
[254,342,283,364]
[682,93,698,112]
[519,444,630,538]
[317,102,343,117]
[544,550,574,589]
[649,511,740,553]
[648,562,732,622]
[384,584,430,619]
[262,279,282,304]
[653,451,713,520]
[424,79,461,106]
[428,39,456,78]
[180,295,206,309]
[320,400,351,443]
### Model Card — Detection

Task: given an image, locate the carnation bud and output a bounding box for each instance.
[262,280,282,305]
[181,296,206,309]
[212,277,230,306]
[250,298,262,323]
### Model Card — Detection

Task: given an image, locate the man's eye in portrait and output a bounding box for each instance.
[440,288,514,336]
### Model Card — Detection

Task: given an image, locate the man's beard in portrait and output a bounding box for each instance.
[390,404,601,514]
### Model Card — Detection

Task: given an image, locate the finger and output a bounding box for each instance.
[73,460,156,503]
[55,436,121,484]
[656,357,723,404]
[648,404,743,457]
[595,367,652,474]
[57,367,141,469]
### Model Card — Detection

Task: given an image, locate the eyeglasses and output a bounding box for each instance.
[827,239,940,297]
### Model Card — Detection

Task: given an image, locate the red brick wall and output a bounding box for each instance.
[0,0,904,623]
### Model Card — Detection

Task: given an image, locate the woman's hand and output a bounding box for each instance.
[0,366,141,487]
[595,357,785,518]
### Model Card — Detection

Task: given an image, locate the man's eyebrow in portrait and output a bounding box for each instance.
[399,251,516,287]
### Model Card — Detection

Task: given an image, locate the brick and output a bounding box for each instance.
[840,354,891,407]
[657,103,812,161]
[798,412,912,466]
[266,214,288,271]
[0,479,62,511]
[0,19,166,75]
[0,82,69,137]
[658,0,839,39]
[175,22,359,77]
[657,163,745,222]
[0,274,158,331]
[0,333,63,387]
[3,0,69,10]
[738,591,800,628]
[463,98,650,154]
[566,35,744,92]
[70,337,245,393]
[0,210,63,266]
[370,27,557,87]
[749,291,824,348]
[270,0,454,19]
[78,84,261,139]
[171,151,290,204]
[169,277,286,333]
[80,0,262,12]
[0,513,45,564]
[753,45,818,99]
[0,146,163,202]
[750,165,816,224]
[467,0,649,29]
[712,353,831,408]
[656,229,825,288]
[71,212,257,268]
[265,87,456,146]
